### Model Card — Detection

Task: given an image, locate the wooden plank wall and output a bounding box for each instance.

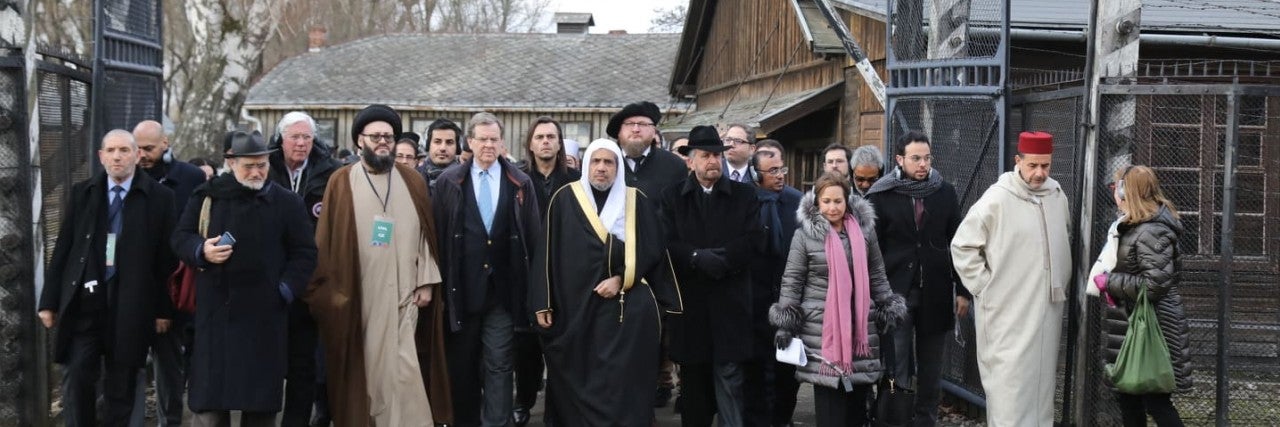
[248,108,660,160]
[695,0,844,109]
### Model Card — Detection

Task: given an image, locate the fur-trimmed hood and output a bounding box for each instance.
[797,191,876,239]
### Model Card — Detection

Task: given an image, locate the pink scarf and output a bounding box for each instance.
[822,213,872,374]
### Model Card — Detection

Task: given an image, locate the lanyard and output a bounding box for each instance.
[361,164,392,213]
[290,167,304,194]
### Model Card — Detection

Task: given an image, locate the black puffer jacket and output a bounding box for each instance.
[1102,206,1193,392]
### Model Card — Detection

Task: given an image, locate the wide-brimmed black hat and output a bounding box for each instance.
[607,101,661,139]
[677,125,729,156]
[224,130,275,158]
[351,104,403,145]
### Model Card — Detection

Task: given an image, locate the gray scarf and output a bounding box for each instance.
[866,166,944,198]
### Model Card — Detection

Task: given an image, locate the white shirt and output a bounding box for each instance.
[625,146,653,171]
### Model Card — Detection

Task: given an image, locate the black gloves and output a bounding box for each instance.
[774,329,795,349]
[693,248,730,280]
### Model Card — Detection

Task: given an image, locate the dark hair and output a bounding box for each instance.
[812,172,851,206]
[755,139,784,155]
[188,158,216,168]
[823,142,852,162]
[396,139,422,157]
[427,118,464,154]
[522,116,568,174]
[895,130,930,156]
[336,148,352,158]
[725,123,757,145]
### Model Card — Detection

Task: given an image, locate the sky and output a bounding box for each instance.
[550,0,688,34]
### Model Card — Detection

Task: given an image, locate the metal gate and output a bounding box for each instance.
[90,0,164,152]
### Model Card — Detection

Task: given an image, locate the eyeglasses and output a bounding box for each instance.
[470,136,502,145]
[854,177,878,184]
[621,121,655,129]
[285,133,314,142]
[904,155,933,163]
[722,137,748,146]
[763,167,789,176]
[361,134,396,143]
[395,154,418,160]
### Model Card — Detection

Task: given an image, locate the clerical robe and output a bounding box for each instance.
[529,185,682,426]
[307,163,452,426]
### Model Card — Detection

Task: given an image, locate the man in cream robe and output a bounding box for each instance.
[950,132,1071,426]
[309,105,449,426]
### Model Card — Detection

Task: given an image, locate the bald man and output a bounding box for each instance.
[130,120,205,427]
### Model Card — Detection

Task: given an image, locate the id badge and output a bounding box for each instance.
[105,233,117,267]
[371,215,394,247]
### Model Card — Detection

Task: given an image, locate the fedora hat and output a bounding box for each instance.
[224,130,276,158]
[607,101,662,139]
[677,125,729,156]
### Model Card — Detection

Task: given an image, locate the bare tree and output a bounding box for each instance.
[649,5,687,33]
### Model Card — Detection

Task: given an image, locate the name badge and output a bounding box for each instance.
[105,233,117,267]
[371,215,394,247]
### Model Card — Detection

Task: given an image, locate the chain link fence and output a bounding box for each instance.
[0,49,39,425]
[1084,74,1280,425]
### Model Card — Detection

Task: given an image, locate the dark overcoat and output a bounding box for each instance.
[624,146,687,206]
[39,171,177,367]
[172,176,317,412]
[268,143,341,223]
[748,185,803,359]
[661,175,763,364]
[867,181,971,334]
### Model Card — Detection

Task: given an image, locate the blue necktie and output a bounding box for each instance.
[106,185,123,279]
[478,171,494,233]
[731,170,741,182]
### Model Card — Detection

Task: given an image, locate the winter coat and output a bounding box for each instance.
[625,146,687,206]
[867,181,971,334]
[1102,206,1193,393]
[40,171,177,367]
[172,176,318,412]
[768,191,907,389]
[268,143,341,224]
[145,158,208,214]
[661,175,765,364]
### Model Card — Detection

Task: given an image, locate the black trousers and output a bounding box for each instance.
[513,330,545,409]
[281,300,319,427]
[62,315,139,427]
[772,361,800,425]
[813,383,869,427]
[1117,392,1184,427]
[742,361,771,427]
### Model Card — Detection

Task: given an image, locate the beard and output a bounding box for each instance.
[237,177,265,190]
[362,145,395,173]
[590,180,612,192]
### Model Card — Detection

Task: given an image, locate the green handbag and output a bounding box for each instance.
[1106,286,1176,394]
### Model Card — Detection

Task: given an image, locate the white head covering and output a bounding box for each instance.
[563,138,581,160]
[579,139,628,241]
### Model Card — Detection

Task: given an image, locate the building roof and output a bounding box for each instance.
[554,12,595,25]
[831,0,1280,37]
[247,33,682,110]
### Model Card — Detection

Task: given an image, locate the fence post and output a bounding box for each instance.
[1215,85,1240,427]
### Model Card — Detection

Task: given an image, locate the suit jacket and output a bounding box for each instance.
[661,175,763,363]
[868,181,972,334]
[39,170,177,366]
[432,157,541,332]
[145,158,207,215]
[624,146,687,203]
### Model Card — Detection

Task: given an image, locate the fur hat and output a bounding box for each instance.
[607,101,661,139]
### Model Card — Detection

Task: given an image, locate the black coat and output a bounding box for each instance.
[867,181,971,334]
[625,146,687,202]
[145,158,208,214]
[748,185,803,358]
[268,144,341,224]
[40,171,177,367]
[661,175,764,363]
[433,157,541,332]
[172,176,317,412]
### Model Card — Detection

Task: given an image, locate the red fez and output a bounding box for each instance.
[1018,131,1054,155]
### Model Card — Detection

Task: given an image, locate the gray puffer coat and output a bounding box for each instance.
[769,192,907,389]
[1102,206,1193,392]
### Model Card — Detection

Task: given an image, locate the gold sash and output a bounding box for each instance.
[569,184,638,292]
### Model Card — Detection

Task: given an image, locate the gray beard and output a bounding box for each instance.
[590,181,612,192]
[238,178,265,190]
[362,145,395,173]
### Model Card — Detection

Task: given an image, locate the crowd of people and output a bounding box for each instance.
[36,100,1191,427]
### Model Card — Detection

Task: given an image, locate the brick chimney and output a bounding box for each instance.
[608,30,628,35]
[308,26,328,52]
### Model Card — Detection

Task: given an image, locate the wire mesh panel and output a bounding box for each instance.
[0,56,36,424]
[1090,88,1280,425]
[92,0,163,146]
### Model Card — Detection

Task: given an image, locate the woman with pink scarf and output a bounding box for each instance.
[770,172,906,426]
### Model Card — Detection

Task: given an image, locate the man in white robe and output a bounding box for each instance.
[951,131,1071,426]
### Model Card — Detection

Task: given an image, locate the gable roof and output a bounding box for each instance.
[831,0,1280,37]
[247,33,682,110]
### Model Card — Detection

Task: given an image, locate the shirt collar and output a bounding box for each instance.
[471,160,502,178]
[107,173,136,194]
[289,158,309,177]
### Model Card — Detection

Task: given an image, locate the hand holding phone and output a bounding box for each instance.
[217,231,236,247]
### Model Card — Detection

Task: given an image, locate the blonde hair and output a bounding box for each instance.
[1115,165,1179,224]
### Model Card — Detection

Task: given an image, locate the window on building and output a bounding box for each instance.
[315,118,337,148]
[561,122,592,157]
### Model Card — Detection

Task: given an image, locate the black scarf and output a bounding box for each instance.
[866,166,944,198]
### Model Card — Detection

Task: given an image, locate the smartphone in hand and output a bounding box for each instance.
[217,231,236,247]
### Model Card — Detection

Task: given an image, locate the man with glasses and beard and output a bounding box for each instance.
[173,131,317,427]
[850,145,884,198]
[307,104,452,426]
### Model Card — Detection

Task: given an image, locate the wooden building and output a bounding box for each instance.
[245,31,687,156]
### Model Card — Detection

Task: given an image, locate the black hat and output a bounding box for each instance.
[677,125,728,156]
[351,104,403,145]
[399,131,421,145]
[224,130,276,158]
[222,131,237,153]
[607,101,661,139]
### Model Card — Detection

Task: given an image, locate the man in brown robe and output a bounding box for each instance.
[306,104,452,426]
